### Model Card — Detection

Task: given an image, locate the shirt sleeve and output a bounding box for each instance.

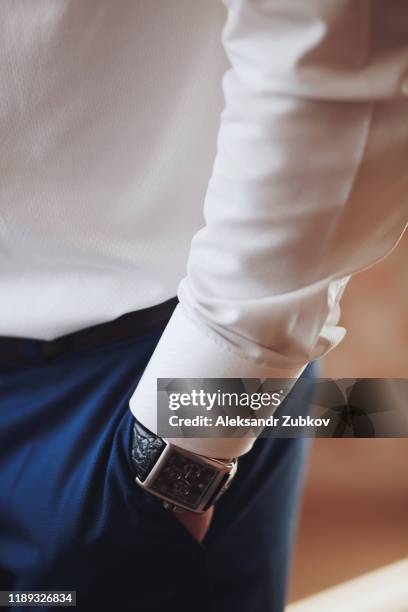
[129,0,408,458]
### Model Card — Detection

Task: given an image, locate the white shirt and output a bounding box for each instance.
[1,1,407,458]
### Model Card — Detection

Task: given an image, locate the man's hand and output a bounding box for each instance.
[174,506,214,542]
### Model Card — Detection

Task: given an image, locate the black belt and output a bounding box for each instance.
[0,297,178,367]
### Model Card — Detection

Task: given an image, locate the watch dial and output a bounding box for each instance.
[151,450,218,508]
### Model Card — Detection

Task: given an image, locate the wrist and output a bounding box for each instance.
[131,417,238,513]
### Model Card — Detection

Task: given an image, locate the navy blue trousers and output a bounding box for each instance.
[0,321,315,611]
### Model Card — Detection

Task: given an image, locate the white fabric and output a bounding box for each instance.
[1,1,407,457]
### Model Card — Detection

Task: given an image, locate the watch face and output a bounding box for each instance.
[150,450,219,509]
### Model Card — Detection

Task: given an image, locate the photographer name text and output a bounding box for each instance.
[168,415,331,428]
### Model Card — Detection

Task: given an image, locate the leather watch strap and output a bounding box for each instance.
[131,419,166,482]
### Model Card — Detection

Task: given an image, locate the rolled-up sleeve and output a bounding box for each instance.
[130,0,408,458]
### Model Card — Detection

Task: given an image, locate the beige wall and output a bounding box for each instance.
[289,233,408,602]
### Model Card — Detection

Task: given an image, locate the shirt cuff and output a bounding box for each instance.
[129,303,307,458]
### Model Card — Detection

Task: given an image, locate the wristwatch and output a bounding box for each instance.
[131,418,238,513]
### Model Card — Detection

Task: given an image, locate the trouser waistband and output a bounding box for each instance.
[0,297,178,366]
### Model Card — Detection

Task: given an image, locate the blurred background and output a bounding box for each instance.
[288,233,408,604]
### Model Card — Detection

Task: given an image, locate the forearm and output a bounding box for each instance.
[130,0,408,458]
